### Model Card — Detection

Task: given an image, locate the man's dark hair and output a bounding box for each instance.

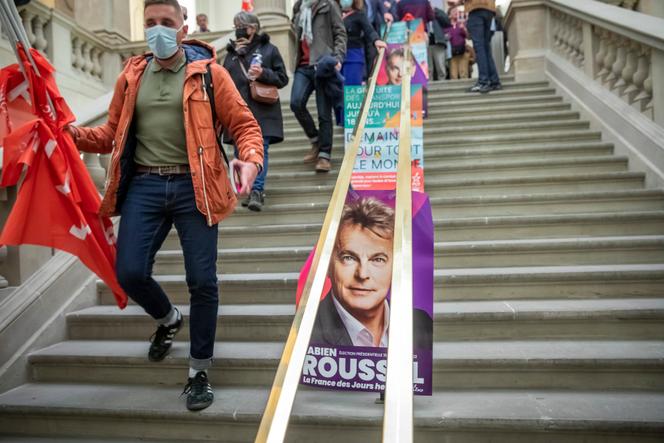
[144,0,182,14]
[338,197,395,242]
[387,48,405,66]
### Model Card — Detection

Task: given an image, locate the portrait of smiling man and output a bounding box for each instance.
[310,197,432,349]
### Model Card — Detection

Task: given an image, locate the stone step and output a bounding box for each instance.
[282,110,583,138]
[268,142,614,173]
[27,340,664,391]
[1,384,662,442]
[269,130,604,158]
[274,137,613,165]
[99,264,664,305]
[426,75,519,90]
[278,119,591,146]
[69,298,664,342]
[265,170,644,205]
[224,188,663,227]
[282,101,572,131]
[269,138,610,173]
[0,438,172,443]
[427,86,558,101]
[282,101,574,129]
[150,235,664,275]
[159,210,664,250]
[439,235,664,268]
[280,94,567,124]
[281,88,560,116]
[264,154,626,187]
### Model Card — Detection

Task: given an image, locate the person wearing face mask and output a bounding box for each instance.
[66,0,263,412]
[222,12,288,211]
[339,0,387,85]
[291,0,347,173]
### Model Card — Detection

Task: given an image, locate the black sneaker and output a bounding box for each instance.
[148,309,182,362]
[467,83,491,94]
[490,83,503,91]
[247,190,264,212]
[182,371,214,411]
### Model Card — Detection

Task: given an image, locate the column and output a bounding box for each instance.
[254,0,289,27]
[651,48,664,126]
[504,0,549,81]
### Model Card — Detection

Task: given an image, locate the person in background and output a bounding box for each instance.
[383,0,398,17]
[181,5,188,21]
[291,0,347,173]
[445,5,469,80]
[362,0,393,81]
[223,12,289,211]
[460,0,501,92]
[196,13,210,33]
[339,0,387,85]
[364,0,393,33]
[429,6,450,80]
[394,0,433,23]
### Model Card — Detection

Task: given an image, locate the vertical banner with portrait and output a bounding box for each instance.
[378,19,429,118]
[297,189,434,395]
[344,84,424,192]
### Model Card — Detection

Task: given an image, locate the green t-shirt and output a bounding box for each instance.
[134,53,189,166]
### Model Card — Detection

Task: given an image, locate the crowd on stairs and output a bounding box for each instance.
[61,0,504,413]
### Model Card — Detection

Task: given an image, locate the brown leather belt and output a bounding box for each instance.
[135,164,191,175]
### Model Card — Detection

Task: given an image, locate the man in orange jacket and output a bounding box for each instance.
[69,0,264,411]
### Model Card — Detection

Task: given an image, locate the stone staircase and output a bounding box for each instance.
[1,77,664,442]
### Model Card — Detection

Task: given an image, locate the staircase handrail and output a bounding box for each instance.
[545,0,664,51]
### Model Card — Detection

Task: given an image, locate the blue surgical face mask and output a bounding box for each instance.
[145,24,182,59]
[340,0,353,9]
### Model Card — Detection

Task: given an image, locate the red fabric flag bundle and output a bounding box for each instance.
[0,45,127,308]
[242,0,254,12]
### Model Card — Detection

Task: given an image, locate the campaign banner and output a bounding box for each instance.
[344,84,424,192]
[297,189,434,395]
[378,19,429,117]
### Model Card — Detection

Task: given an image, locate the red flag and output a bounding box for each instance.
[0,46,127,308]
[242,0,254,12]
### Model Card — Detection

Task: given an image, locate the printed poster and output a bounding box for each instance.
[297,190,434,395]
[344,84,424,192]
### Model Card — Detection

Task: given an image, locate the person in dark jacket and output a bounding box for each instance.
[339,0,387,85]
[291,0,348,173]
[429,7,450,80]
[223,12,289,211]
[361,0,393,81]
[395,0,434,22]
[364,0,393,33]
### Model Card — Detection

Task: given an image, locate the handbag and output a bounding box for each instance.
[238,57,279,104]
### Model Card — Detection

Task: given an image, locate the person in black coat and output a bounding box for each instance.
[223,12,289,211]
[338,0,387,85]
[361,0,393,80]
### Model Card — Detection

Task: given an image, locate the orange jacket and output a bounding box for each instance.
[73,40,264,225]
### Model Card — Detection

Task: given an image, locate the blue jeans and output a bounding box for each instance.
[235,138,269,193]
[290,65,333,159]
[467,9,500,86]
[116,173,219,369]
